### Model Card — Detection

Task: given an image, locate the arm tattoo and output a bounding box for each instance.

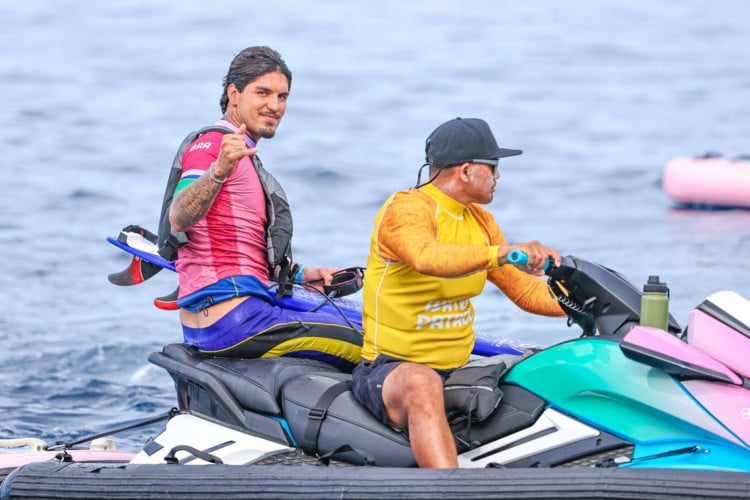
[170,170,223,231]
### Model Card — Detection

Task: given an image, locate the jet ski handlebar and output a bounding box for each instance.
[507,249,552,272]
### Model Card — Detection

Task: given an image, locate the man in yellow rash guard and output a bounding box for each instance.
[351,117,565,469]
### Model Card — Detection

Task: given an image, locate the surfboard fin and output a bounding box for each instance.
[108,226,168,286]
[154,286,179,310]
[108,256,163,286]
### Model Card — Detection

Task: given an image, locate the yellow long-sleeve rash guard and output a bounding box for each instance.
[361,183,564,370]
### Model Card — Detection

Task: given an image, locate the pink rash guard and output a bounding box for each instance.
[174,121,270,298]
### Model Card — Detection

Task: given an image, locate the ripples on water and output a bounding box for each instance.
[1,0,749,451]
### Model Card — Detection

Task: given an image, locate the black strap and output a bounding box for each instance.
[163,445,224,464]
[274,258,295,301]
[301,381,350,456]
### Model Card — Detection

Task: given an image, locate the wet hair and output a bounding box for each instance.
[220,46,292,113]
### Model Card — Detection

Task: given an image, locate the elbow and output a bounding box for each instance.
[411,261,435,275]
[170,217,186,233]
[411,259,449,277]
[169,206,189,233]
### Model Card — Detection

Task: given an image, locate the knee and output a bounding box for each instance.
[382,363,446,427]
[388,363,445,413]
[400,364,444,395]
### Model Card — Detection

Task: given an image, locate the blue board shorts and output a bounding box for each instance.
[182,295,363,372]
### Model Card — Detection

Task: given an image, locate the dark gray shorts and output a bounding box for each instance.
[351,355,451,427]
[351,355,403,426]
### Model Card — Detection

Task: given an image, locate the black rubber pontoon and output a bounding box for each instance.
[3,461,750,499]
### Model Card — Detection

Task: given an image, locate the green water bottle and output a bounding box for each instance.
[640,275,669,330]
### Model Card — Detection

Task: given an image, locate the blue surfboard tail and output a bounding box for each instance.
[107,229,179,309]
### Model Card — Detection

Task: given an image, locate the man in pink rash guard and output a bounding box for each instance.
[169,46,362,371]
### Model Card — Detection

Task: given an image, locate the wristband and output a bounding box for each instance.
[208,163,226,184]
[294,265,305,283]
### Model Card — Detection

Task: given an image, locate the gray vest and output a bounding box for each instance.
[157,126,295,284]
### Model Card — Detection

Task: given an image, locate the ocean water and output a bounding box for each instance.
[1,0,749,452]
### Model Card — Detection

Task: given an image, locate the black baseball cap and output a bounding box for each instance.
[425,117,522,168]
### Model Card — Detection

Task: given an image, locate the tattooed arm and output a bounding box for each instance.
[170,164,225,231]
[170,123,258,232]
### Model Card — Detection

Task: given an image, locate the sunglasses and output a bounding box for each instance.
[472,159,499,172]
